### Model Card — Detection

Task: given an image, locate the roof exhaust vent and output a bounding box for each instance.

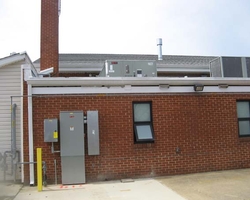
[157,38,163,60]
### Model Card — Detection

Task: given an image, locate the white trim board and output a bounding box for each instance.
[32,86,250,95]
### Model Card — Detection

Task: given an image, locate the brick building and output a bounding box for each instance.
[21,0,250,185]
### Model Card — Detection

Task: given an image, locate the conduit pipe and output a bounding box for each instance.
[10,95,32,183]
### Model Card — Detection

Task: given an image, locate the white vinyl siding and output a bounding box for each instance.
[0,61,23,181]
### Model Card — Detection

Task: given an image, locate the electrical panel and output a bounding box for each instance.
[44,119,58,142]
[60,111,85,184]
[60,111,84,157]
[87,111,99,155]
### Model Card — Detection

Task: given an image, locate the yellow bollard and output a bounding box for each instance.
[37,148,43,192]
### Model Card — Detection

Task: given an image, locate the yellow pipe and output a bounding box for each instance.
[37,148,42,191]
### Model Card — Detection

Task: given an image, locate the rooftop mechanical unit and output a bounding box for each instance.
[99,60,157,77]
[210,57,250,77]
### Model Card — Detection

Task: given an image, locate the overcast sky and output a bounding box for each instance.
[0,0,250,61]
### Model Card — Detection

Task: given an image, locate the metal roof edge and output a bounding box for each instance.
[0,53,26,68]
[22,52,39,76]
[26,77,250,87]
[0,52,38,75]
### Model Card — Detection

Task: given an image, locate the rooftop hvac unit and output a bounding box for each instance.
[99,60,157,77]
[210,57,250,77]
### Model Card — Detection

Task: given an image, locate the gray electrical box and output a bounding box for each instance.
[60,111,84,157]
[87,111,99,155]
[99,60,157,77]
[44,119,58,142]
[60,111,85,184]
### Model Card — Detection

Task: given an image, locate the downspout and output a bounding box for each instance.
[20,65,25,183]
[28,83,34,185]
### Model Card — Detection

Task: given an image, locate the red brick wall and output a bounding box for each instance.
[41,0,59,76]
[23,93,250,184]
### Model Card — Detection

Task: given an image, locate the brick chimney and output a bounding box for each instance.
[40,0,59,76]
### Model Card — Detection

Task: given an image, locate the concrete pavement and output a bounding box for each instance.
[14,179,185,200]
[1,168,250,200]
[0,181,22,200]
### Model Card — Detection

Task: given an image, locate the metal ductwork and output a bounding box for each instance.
[157,38,163,61]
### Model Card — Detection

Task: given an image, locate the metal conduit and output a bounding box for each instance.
[11,103,17,159]
[15,161,47,186]
[3,150,20,181]
[3,101,20,182]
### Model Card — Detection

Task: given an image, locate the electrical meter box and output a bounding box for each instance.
[87,111,99,155]
[99,60,157,77]
[44,119,58,142]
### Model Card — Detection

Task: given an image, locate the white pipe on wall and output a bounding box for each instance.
[20,64,29,183]
[21,67,24,183]
[28,84,34,185]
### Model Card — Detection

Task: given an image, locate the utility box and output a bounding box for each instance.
[60,111,85,184]
[99,60,157,77]
[87,111,99,155]
[44,119,58,142]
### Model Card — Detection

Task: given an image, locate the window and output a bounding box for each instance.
[133,102,154,143]
[237,101,250,137]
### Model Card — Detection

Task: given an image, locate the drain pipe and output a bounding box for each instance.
[20,65,26,183]
[28,84,35,185]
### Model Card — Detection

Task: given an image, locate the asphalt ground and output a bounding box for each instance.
[157,168,250,200]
